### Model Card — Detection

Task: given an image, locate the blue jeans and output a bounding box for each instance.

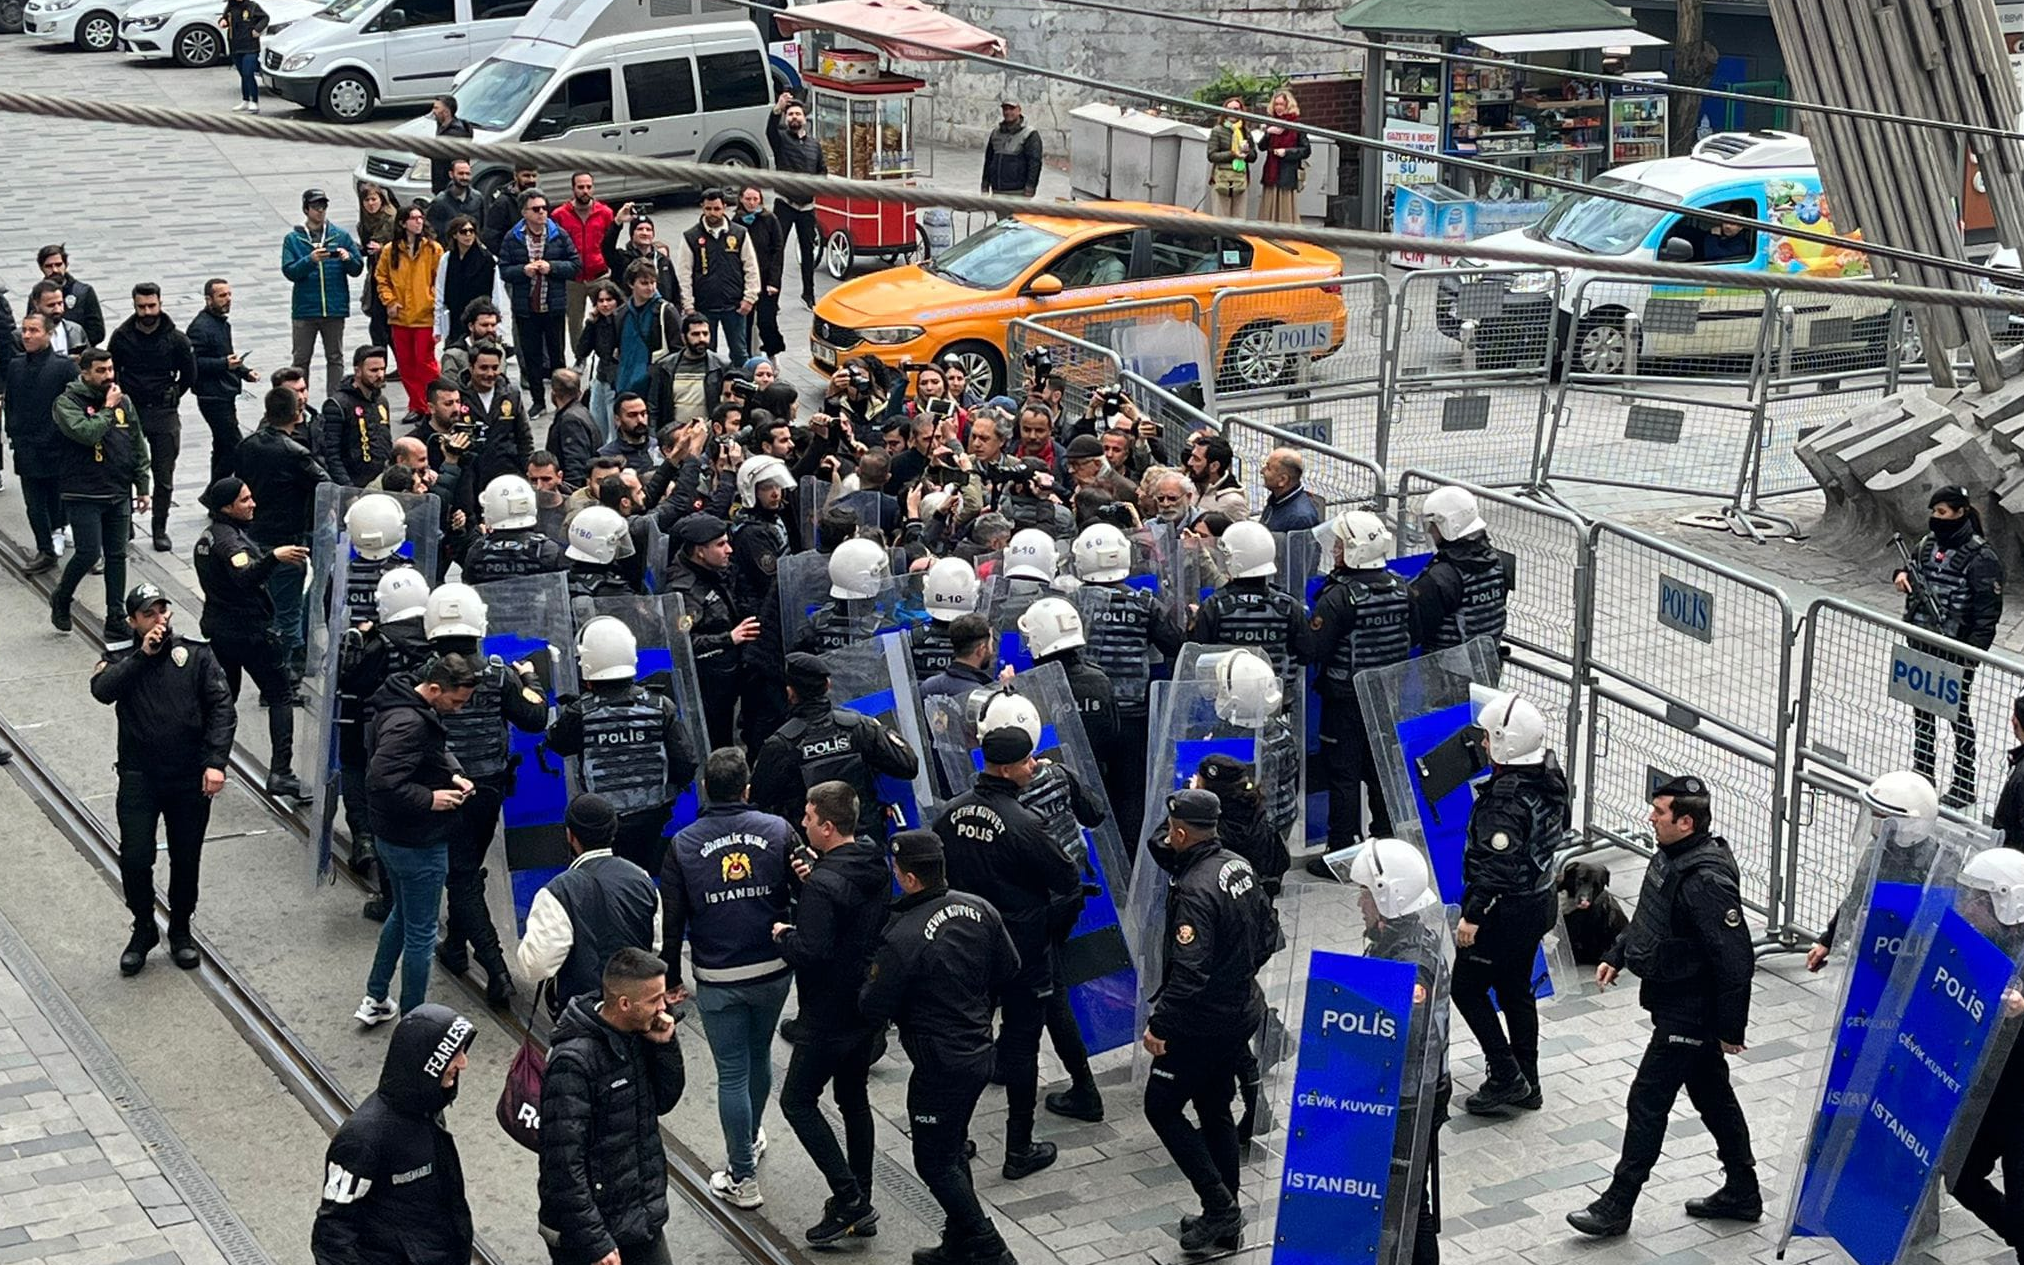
[702,309,749,367]
[236,51,258,102]
[588,379,616,445]
[367,840,448,1014]
[266,555,307,675]
[695,974,791,1180]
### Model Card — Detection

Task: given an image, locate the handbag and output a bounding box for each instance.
[496,982,548,1152]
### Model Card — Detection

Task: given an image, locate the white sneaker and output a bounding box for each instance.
[353,996,397,1026]
[51,528,66,556]
[246,103,259,114]
[752,1127,768,1165]
[709,1170,764,1209]
[230,101,247,112]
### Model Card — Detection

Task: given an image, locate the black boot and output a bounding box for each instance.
[266,708,306,801]
[361,894,389,922]
[481,954,517,1007]
[119,922,159,976]
[348,835,377,880]
[166,918,199,970]
[1513,1053,1543,1110]
[1044,1082,1105,1123]
[1464,1066,1535,1116]
[965,1224,1016,1265]
[1179,1207,1243,1254]
[435,938,470,975]
[1685,1180,1762,1222]
[805,1196,879,1246]
[1236,1073,1263,1157]
[1567,1195,1634,1237]
[1001,1141,1057,1180]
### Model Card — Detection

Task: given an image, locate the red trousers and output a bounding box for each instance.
[388,325,438,414]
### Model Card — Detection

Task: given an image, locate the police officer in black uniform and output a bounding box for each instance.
[1019,598,1119,756]
[1895,485,2005,807]
[421,583,549,1006]
[1410,485,1511,653]
[463,474,567,584]
[1454,691,1567,1116]
[1307,511,1412,872]
[546,615,701,875]
[336,565,433,917]
[858,829,1021,1265]
[730,454,799,751]
[664,513,760,749]
[909,557,981,681]
[89,584,235,976]
[192,476,311,799]
[794,538,894,656]
[1569,776,1759,1239]
[1070,523,1185,849]
[1140,789,1276,1253]
[750,653,919,842]
[1187,520,1311,684]
[935,723,1083,1181]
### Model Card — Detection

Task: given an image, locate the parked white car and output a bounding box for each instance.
[24,0,142,52]
[120,0,316,66]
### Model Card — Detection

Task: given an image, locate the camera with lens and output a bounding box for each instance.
[1098,387,1126,418]
[847,363,871,390]
[977,457,1037,489]
[728,378,760,401]
[1022,346,1054,377]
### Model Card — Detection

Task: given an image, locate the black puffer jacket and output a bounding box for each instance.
[364,674,466,846]
[4,345,77,466]
[311,1004,476,1265]
[1460,756,1570,923]
[777,835,890,1040]
[537,996,686,1262]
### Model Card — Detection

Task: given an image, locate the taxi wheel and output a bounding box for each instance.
[824,229,854,280]
[75,10,118,50]
[1219,320,1294,392]
[940,341,1003,401]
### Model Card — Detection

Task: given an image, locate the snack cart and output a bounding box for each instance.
[775,0,1004,278]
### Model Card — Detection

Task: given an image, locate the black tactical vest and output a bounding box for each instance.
[910,618,956,679]
[346,552,400,626]
[1072,584,1160,713]
[776,709,878,827]
[1202,582,1303,679]
[440,655,510,779]
[1320,573,1412,691]
[1427,553,1508,650]
[1913,534,1992,640]
[1619,837,1738,982]
[576,687,674,813]
[801,602,883,654]
[1018,762,1085,867]
[465,531,561,585]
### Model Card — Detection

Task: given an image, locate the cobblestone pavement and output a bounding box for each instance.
[0,914,266,1265]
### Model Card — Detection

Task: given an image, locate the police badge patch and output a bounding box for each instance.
[1175,924,1195,945]
[170,646,189,668]
[1723,908,1742,928]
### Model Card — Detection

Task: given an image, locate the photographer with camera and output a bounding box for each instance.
[647,313,730,435]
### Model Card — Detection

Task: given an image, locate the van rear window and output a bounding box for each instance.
[698,50,767,112]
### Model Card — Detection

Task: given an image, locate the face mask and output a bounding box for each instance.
[1932,515,1967,540]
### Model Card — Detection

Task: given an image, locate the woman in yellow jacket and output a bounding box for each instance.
[375,201,445,416]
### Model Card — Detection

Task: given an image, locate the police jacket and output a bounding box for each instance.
[778,836,889,1041]
[663,804,795,988]
[320,376,396,487]
[1034,649,1119,753]
[1997,745,2024,850]
[1211,790,1286,896]
[662,553,742,683]
[424,636,549,783]
[1310,566,1412,700]
[4,345,78,467]
[237,423,332,545]
[311,1006,475,1265]
[52,378,150,503]
[1189,577,1311,679]
[518,850,662,1019]
[462,528,567,585]
[1903,528,2003,650]
[730,510,792,617]
[185,308,258,403]
[457,382,535,491]
[194,513,283,638]
[858,885,1020,1080]
[1146,838,1274,1044]
[920,660,994,701]
[537,996,686,1261]
[1460,757,1569,924]
[935,773,1082,992]
[1602,831,1754,1045]
[750,699,920,838]
[106,314,196,418]
[1410,532,1512,651]
[1070,581,1186,714]
[89,633,234,781]
[1366,914,1452,1101]
[363,675,466,847]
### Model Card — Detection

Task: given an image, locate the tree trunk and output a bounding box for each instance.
[1670,0,1719,152]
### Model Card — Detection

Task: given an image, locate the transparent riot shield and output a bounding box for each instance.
[634,514,669,594]
[1793,842,2024,1265]
[1781,813,1984,1259]
[309,543,352,882]
[777,551,906,654]
[822,635,935,834]
[920,662,1139,1055]
[654,594,711,830]
[1273,886,1453,1265]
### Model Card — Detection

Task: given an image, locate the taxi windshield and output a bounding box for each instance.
[924,218,1067,290]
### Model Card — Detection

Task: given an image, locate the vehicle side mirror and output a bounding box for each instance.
[1028,274,1063,297]
[1659,237,1694,263]
[381,6,405,26]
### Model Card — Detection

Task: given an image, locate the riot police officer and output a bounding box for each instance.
[1307,511,1412,867]
[795,539,892,655]
[1140,789,1276,1254]
[1017,598,1118,755]
[192,476,311,799]
[750,653,919,841]
[1454,692,1567,1116]
[90,585,235,975]
[910,556,981,681]
[338,566,434,918]
[731,454,799,751]
[1571,776,1758,1238]
[1807,770,1940,972]
[421,583,550,1006]
[1409,485,1512,652]
[563,504,642,608]
[1211,650,1301,857]
[546,616,700,874]
[1946,848,2024,1252]
[998,528,1061,603]
[1188,521,1310,682]
[858,829,1021,1265]
[1069,523,1184,848]
[664,513,759,750]
[1894,486,2004,807]
[462,474,566,584]
[339,493,412,625]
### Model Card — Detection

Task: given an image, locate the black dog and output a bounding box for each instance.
[1559,859,1629,965]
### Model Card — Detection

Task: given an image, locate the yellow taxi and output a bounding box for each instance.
[808,202,1349,400]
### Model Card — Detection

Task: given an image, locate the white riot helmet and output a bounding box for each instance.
[479,474,539,530]
[1072,523,1132,583]
[423,582,488,640]
[1212,649,1282,728]
[737,455,795,506]
[1330,510,1394,570]
[1004,529,1058,582]
[344,493,408,561]
[923,556,981,621]
[374,567,430,623]
[1423,485,1486,541]
[1481,691,1548,766]
[1862,770,1940,837]
[976,689,1043,746]
[1220,521,1278,580]
[576,616,639,683]
[1349,837,1440,919]
[1962,847,2024,926]
[565,506,628,565]
[829,538,891,600]
[1019,597,1086,659]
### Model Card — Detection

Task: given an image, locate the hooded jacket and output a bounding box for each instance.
[538,996,686,1261]
[283,222,367,321]
[364,674,466,846]
[311,1005,475,1265]
[106,314,197,419]
[777,835,890,1040]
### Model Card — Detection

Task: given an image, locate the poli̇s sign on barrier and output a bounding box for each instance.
[1889,643,1969,720]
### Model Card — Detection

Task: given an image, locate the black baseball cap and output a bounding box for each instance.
[124,583,170,617]
[301,188,330,208]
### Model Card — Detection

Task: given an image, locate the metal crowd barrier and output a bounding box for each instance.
[1005,317,1124,419]
[1750,293,1908,507]
[1202,274,1392,458]
[1219,413,1388,516]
